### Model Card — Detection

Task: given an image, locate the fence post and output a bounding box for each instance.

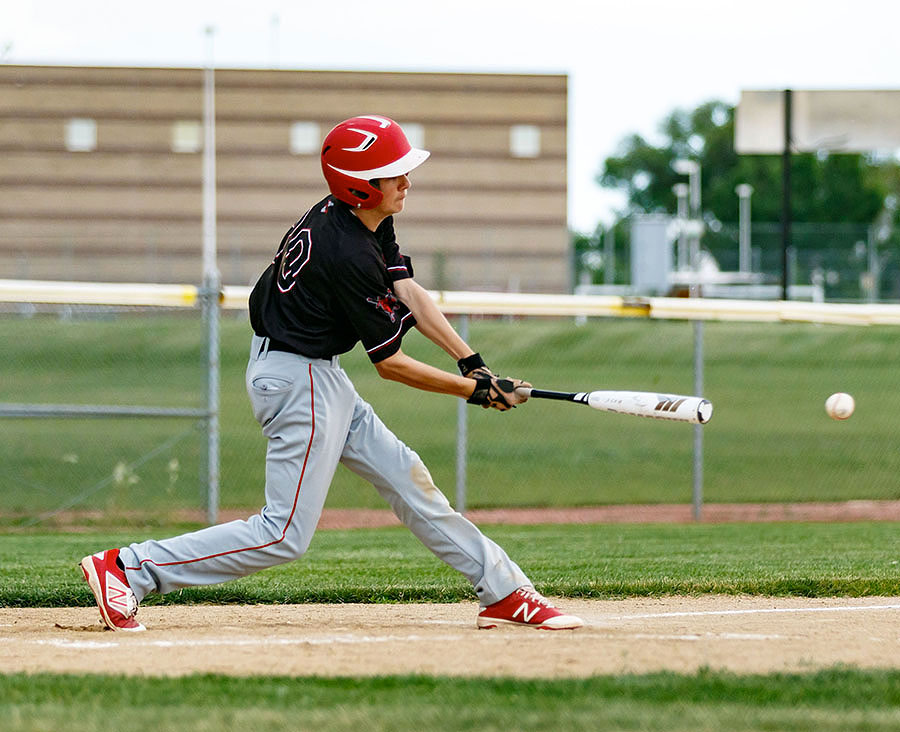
[692,320,704,521]
[201,275,220,526]
[455,314,469,513]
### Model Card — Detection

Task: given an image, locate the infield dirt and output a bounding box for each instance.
[2,596,898,678]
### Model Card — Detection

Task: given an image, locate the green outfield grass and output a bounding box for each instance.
[2,522,898,607]
[3,670,900,732]
[3,315,900,523]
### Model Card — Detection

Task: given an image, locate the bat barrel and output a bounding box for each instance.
[587,390,713,424]
[518,386,713,424]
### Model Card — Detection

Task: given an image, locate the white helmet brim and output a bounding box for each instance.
[326,147,430,181]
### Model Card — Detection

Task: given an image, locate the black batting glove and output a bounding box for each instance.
[467,376,528,411]
[458,352,486,376]
[458,352,494,380]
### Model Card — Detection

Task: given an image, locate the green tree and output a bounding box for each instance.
[597,101,892,226]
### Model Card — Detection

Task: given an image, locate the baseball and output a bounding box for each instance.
[825,392,855,420]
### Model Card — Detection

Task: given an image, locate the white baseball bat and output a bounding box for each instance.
[515,387,713,424]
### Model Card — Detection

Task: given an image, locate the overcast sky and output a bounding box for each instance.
[3,0,899,232]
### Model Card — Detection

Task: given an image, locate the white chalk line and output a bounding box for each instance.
[596,603,900,621]
[545,632,784,641]
[419,619,470,626]
[625,632,784,641]
[4,630,789,651]
[16,634,468,650]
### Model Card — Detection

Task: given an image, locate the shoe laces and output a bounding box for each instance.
[516,587,554,609]
[125,591,139,619]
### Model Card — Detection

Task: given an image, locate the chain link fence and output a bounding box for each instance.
[700,221,900,302]
[1,304,210,525]
[3,298,899,528]
[578,220,900,303]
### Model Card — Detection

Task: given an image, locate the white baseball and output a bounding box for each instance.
[825,392,855,420]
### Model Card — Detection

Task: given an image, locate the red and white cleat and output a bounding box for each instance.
[477,587,584,630]
[79,548,145,632]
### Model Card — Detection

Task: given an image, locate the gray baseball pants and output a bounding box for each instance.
[120,335,530,606]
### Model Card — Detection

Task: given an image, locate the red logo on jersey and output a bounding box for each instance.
[367,291,399,322]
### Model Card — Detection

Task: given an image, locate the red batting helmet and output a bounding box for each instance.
[320,115,430,209]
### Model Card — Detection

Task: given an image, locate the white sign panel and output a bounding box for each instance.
[736,89,900,154]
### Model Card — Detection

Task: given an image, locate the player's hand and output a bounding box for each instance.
[457,352,495,380]
[467,376,531,411]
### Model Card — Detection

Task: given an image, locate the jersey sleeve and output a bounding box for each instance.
[335,246,417,363]
[376,217,414,282]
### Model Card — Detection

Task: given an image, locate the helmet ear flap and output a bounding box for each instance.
[348,185,377,205]
[323,172,383,209]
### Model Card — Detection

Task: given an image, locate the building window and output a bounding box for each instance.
[65,118,97,151]
[510,124,541,158]
[402,122,425,149]
[172,121,202,153]
[290,121,320,154]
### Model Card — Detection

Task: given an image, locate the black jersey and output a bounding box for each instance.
[249,196,417,363]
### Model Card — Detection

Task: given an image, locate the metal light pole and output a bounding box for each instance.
[735,184,754,274]
[673,159,704,521]
[603,227,616,285]
[673,161,701,278]
[673,182,689,272]
[455,315,469,513]
[673,160,701,292]
[270,14,280,68]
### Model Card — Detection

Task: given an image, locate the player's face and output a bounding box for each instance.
[373,174,410,216]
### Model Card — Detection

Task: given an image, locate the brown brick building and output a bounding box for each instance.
[0,65,569,292]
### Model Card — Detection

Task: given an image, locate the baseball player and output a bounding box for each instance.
[80,115,584,632]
